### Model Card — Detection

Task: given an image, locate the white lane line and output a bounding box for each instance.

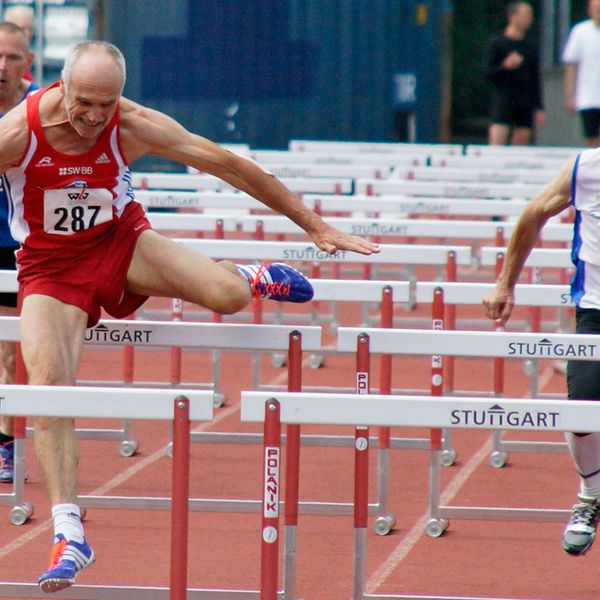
[365,362,560,593]
[365,435,493,593]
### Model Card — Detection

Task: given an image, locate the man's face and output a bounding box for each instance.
[62,75,121,139]
[513,3,533,31]
[589,0,600,24]
[0,31,32,101]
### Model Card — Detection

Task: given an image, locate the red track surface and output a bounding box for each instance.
[0,275,591,600]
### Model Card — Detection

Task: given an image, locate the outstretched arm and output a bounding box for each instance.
[120,101,379,255]
[483,160,574,324]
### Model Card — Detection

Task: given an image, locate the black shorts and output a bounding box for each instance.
[567,307,600,401]
[0,246,17,308]
[490,99,535,129]
[580,109,600,139]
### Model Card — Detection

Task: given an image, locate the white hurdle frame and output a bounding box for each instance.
[0,317,322,525]
[335,327,598,536]
[415,283,573,469]
[0,385,215,600]
[241,390,592,600]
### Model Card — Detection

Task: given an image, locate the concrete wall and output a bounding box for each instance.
[537,65,584,148]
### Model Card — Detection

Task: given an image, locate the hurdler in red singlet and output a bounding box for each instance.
[4,82,151,326]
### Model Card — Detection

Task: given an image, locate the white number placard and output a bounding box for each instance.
[44,188,113,235]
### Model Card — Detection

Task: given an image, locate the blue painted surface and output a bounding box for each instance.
[106,0,452,151]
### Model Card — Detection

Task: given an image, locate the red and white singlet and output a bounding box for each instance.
[4,82,137,251]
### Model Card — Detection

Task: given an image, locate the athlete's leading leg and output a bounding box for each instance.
[126,230,313,308]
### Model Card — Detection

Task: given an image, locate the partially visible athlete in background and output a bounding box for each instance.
[0,21,37,483]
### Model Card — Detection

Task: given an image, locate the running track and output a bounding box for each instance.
[0,291,592,599]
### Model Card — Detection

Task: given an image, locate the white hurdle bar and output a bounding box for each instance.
[0,386,214,600]
[241,390,592,600]
[358,178,540,199]
[131,171,354,194]
[393,165,555,185]
[480,246,572,268]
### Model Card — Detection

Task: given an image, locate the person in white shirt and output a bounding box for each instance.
[563,0,600,147]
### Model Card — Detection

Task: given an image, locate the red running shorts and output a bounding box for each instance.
[17,201,152,327]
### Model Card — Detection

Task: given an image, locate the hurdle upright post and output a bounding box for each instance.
[427,289,447,536]
[261,399,282,600]
[169,395,191,600]
[13,288,28,516]
[283,331,302,599]
[444,251,457,393]
[170,298,183,385]
[353,333,370,600]
[492,252,507,466]
[375,287,392,530]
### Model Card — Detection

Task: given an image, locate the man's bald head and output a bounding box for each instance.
[61,41,126,94]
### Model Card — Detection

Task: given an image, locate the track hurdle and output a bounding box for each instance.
[394,165,555,185]
[480,246,573,270]
[0,317,321,523]
[288,139,463,155]
[335,327,600,536]
[173,238,471,287]
[416,284,573,469]
[358,178,540,199]
[0,385,214,600]
[241,389,592,600]
[131,171,354,195]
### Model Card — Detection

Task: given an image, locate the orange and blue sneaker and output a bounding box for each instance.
[0,440,27,484]
[237,262,314,303]
[0,441,15,483]
[38,534,95,593]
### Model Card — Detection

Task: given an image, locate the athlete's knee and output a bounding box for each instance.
[34,415,73,434]
[209,275,251,314]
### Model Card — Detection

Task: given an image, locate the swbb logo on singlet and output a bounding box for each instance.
[43,187,113,235]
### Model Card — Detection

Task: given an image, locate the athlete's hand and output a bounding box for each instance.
[310,223,380,255]
[482,286,514,325]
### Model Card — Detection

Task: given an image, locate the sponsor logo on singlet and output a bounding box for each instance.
[58,166,94,176]
[36,156,54,167]
[95,152,111,164]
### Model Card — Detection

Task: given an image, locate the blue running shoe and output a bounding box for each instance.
[0,441,14,483]
[38,534,95,593]
[238,262,314,303]
[0,440,26,484]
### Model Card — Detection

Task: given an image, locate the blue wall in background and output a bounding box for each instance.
[105,0,451,155]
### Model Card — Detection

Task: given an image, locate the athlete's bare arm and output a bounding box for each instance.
[0,102,30,173]
[118,99,379,256]
[483,160,574,323]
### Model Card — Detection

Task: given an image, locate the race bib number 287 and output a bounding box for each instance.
[44,188,113,235]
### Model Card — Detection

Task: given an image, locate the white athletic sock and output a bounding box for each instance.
[52,503,84,543]
[565,432,600,498]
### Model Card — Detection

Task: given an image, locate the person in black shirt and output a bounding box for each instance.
[485,2,546,145]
